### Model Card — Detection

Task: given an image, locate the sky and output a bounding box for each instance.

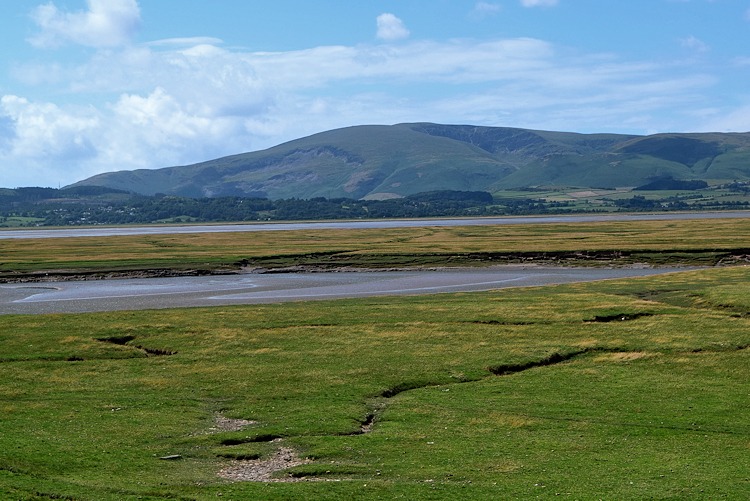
[1,1,750,189]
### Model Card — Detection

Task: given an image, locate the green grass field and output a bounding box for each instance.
[2,218,750,499]
[1,262,749,499]
[0,216,46,228]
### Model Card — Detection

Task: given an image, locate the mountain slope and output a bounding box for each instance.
[69,123,750,198]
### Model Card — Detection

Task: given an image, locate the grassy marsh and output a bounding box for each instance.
[2,217,750,277]
[2,217,749,498]
[1,265,749,499]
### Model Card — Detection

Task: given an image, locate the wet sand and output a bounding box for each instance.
[0,266,693,315]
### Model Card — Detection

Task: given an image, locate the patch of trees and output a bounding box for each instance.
[406,190,493,204]
[610,194,750,212]
[635,177,708,191]
[0,186,130,210]
[0,187,60,207]
[613,195,664,210]
[726,181,750,194]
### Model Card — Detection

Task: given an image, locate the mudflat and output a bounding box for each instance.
[0,266,692,314]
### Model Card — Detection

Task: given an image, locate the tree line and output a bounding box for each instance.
[1,189,576,226]
[3,186,748,227]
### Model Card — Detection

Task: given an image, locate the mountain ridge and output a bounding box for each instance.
[69,123,750,199]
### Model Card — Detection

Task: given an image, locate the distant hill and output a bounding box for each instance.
[68,123,750,199]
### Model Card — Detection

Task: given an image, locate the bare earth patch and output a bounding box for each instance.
[211,414,257,433]
[218,444,311,482]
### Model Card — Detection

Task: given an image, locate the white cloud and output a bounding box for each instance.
[243,38,555,89]
[102,87,243,166]
[0,95,101,186]
[520,0,559,7]
[29,0,141,48]
[680,35,709,53]
[146,37,224,48]
[699,104,750,132]
[0,95,99,160]
[376,13,410,41]
[470,2,502,19]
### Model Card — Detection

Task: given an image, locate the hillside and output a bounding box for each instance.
[68,123,750,199]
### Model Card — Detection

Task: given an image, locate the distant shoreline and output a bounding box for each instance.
[1,210,749,240]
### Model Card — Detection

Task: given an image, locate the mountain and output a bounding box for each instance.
[68,123,750,199]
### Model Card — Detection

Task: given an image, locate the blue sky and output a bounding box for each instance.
[1,0,749,188]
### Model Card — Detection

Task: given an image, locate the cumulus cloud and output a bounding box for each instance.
[0,95,101,186]
[520,0,559,7]
[29,0,141,48]
[103,88,242,165]
[0,95,99,160]
[376,13,410,41]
